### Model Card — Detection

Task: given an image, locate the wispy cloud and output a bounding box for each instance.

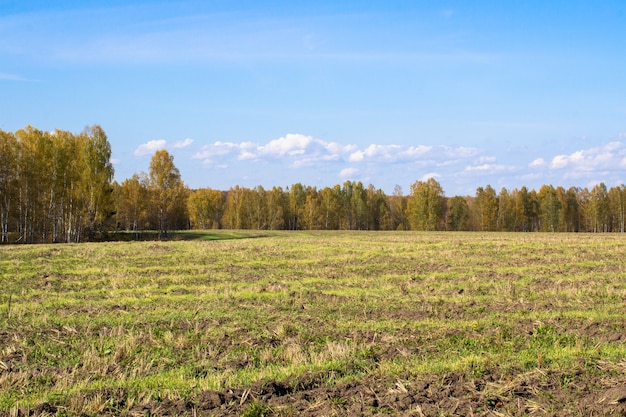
[339,167,358,179]
[172,138,194,149]
[529,158,546,168]
[0,72,39,82]
[463,163,515,174]
[0,4,494,67]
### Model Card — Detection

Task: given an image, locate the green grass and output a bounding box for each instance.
[1,231,626,414]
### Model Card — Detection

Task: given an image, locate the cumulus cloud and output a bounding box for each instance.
[258,134,312,157]
[132,133,626,195]
[192,134,476,168]
[421,172,440,181]
[188,133,493,192]
[192,141,239,162]
[135,138,195,156]
[349,144,432,163]
[349,150,364,162]
[134,139,166,156]
[549,142,626,171]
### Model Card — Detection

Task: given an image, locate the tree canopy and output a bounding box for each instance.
[2,125,626,243]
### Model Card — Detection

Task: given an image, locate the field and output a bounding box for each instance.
[1,231,626,416]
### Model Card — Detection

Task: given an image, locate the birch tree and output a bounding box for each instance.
[148,149,187,237]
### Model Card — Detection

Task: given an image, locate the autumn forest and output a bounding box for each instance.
[1,126,625,243]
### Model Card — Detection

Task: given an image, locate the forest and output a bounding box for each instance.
[1,125,625,243]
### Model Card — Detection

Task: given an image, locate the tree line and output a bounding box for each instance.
[2,125,626,243]
[177,178,625,233]
[0,125,113,243]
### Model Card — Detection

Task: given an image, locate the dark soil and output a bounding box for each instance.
[5,368,626,416]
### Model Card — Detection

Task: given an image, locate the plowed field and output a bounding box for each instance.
[1,232,625,416]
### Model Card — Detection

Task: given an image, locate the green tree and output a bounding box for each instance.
[608,185,626,233]
[589,183,609,232]
[447,196,470,231]
[148,149,187,237]
[510,187,537,232]
[537,185,562,232]
[81,125,115,240]
[497,188,516,231]
[407,178,445,231]
[287,183,307,230]
[473,185,498,231]
[188,187,224,230]
[554,186,572,232]
[388,185,408,230]
[337,181,368,230]
[266,186,287,230]
[115,174,150,237]
[48,129,82,242]
[15,126,49,242]
[222,185,257,229]
[365,184,391,230]
[318,186,341,230]
[0,130,18,242]
[301,187,321,230]
[254,186,271,229]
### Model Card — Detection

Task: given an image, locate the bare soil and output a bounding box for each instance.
[5,368,626,416]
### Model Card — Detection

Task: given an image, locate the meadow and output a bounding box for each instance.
[1,231,626,416]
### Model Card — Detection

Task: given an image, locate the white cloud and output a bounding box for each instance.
[189,134,480,174]
[188,134,492,191]
[134,137,194,157]
[463,163,512,174]
[238,150,257,161]
[349,150,364,162]
[529,158,545,168]
[339,167,358,178]
[477,156,496,164]
[549,142,626,171]
[421,172,440,181]
[550,154,569,169]
[349,144,433,163]
[258,133,312,157]
[192,141,240,161]
[172,138,193,148]
[322,141,358,156]
[443,146,480,158]
[134,139,166,156]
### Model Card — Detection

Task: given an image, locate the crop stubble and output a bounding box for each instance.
[1,231,626,416]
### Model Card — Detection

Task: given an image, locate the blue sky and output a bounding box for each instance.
[1,1,625,196]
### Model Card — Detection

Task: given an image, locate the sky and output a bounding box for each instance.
[1,0,625,196]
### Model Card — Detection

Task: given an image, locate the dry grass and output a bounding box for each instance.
[1,231,626,415]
